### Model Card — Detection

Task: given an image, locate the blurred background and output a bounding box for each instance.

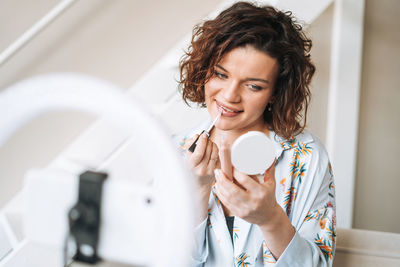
[0,0,399,237]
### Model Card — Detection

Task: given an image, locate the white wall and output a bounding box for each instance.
[305,4,333,144]
[353,0,400,233]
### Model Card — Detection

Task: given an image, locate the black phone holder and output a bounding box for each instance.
[65,170,108,265]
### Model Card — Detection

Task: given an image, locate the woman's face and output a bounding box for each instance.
[205,46,279,133]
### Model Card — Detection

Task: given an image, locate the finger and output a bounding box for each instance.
[214,187,242,216]
[207,142,219,169]
[232,168,261,192]
[203,138,213,163]
[219,133,233,179]
[184,137,197,168]
[215,170,256,217]
[262,158,276,185]
[191,133,208,165]
[214,183,235,212]
[214,169,247,201]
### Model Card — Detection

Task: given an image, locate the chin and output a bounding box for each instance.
[215,121,235,131]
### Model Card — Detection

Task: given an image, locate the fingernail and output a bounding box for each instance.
[202,132,208,139]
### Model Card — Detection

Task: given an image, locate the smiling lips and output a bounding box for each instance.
[216,100,243,117]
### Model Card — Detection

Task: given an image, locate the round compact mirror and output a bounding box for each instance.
[231,131,275,175]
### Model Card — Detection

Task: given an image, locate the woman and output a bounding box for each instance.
[178,2,336,266]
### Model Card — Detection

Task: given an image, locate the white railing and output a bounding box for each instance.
[0,0,78,66]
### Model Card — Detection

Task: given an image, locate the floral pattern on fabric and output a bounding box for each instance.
[262,241,276,264]
[268,136,335,265]
[280,139,312,217]
[179,137,188,153]
[236,253,251,267]
[179,125,337,267]
[303,169,336,261]
[304,206,336,260]
[233,226,240,242]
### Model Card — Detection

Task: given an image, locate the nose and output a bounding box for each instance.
[222,80,241,103]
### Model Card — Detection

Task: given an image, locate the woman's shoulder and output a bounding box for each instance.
[273,130,332,183]
[273,129,329,162]
[299,130,328,157]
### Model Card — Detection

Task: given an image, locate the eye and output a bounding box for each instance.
[214,70,227,79]
[248,84,263,91]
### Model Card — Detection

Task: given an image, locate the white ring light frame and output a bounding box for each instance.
[0,73,194,267]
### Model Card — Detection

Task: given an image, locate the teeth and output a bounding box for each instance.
[220,105,238,113]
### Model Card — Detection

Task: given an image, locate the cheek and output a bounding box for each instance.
[204,79,220,98]
[258,100,270,111]
[252,104,267,118]
[245,96,270,116]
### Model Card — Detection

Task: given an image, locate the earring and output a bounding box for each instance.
[267,103,272,112]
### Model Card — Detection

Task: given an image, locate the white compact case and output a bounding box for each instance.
[231,131,275,176]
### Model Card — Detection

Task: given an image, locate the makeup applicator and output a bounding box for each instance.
[188,111,222,152]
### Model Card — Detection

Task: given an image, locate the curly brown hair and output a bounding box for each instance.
[179,1,315,139]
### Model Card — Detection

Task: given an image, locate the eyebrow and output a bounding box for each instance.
[216,64,270,84]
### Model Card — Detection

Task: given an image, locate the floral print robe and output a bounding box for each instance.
[178,121,336,267]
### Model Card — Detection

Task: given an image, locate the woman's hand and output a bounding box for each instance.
[182,133,219,222]
[214,161,295,259]
[183,133,219,187]
[214,163,280,226]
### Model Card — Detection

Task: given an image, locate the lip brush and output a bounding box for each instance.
[188,111,222,153]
